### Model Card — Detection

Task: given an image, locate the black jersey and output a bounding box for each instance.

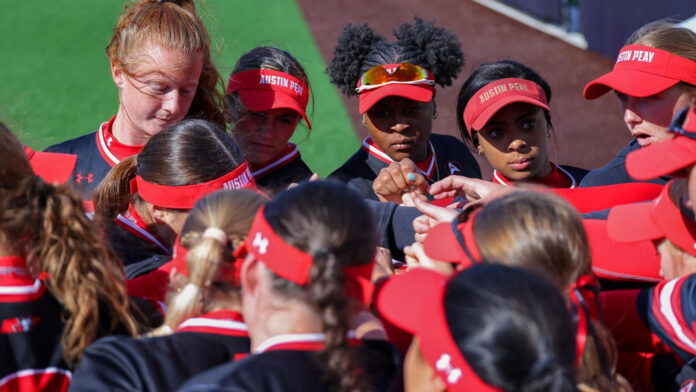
[0,256,70,392]
[44,117,143,198]
[251,143,312,196]
[69,311,250,392]
[107,205,170,272]
[330,134,481,200]
[178,333,402,392]
[579,139,669,187]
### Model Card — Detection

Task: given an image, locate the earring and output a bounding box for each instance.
[361,117,367,127]
[433,110,438,119]
[478,149,484,156]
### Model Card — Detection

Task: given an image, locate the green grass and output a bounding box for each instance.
[0,0,357,176]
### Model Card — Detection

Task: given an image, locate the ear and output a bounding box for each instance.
[361,114,368,128]
[240,253,260,296]
[148,204,170,225]
[111,63,125,89]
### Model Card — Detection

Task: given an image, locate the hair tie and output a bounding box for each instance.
[313,247,333,259]
[203,227,228,245]
[528,357,557,380]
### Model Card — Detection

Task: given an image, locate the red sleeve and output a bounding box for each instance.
[126,262,171,302]
[553,183,663,213]
[600,290,669,353]
[584,219,661,282]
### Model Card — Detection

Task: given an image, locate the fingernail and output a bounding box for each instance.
[407,173,416,182]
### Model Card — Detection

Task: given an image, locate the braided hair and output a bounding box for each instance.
[327,17,464,97]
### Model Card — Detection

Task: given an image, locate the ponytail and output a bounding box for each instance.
[94,156,138,222]
[2,176,140,365]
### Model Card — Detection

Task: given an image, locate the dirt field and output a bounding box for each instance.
[297,0,630,179]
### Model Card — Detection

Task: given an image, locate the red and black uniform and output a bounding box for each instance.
[69,310,250,392]
[44,116,142,198]
[251,143,312,195]
[0,256,70,392]
[492,162,588,188]
[330,135,481,200]
[178,333,402,392]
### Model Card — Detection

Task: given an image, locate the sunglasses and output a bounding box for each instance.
[355,63,435,93]
[670,106,696,140]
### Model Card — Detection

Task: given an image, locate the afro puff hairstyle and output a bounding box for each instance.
[327,17,464,97]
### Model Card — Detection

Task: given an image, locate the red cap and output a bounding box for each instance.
[227,69,311,129]
[423,209,482,267]
[130,161,256,209]
[462,78,549,134]
[608,181,696,257]
[24,146,77,184]
[377,269,500,391]
[626,106,696,180]
[235,208,375,304]
[584,45,696,99]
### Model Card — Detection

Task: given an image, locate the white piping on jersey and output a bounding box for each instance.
[116,214,170,255]
[254,330,358,353]
[659,278,696,353]
[557,165,577,189]
[251,144,299,178]
[492,170,510,187]
[492,164,577,189]
[361,137,436,177]
[177,317,248,332]
[0,367,72,388]
[0,279,42,295]
[98,124,121,166]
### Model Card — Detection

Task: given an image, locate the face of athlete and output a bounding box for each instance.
[112,41,203,146]
[364,96,434,162]
[616,85,695,148]
[476,102,552,181]
[232,108,301,167]
[656,239,696,280]
[404,337,445,392]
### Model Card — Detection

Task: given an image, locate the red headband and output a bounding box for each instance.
[171,236,240,283]
[130,161,256,209]
[236,208,375,305]
[584,45,696,99]
[377,269,500,391]
[463,78,549,134]
[226,69,311,128]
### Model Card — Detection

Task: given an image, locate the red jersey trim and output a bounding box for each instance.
[653,278,696,355]
[0,257,45,303]
[115,205,170,255]
[492,162,576,189]
[177,310,248,336]
[361,137,437,179]
[251,143,300,179]
[95,116,143,167]
[0,367,71,392]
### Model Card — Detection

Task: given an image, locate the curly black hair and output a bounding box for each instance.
[327,17,464,97]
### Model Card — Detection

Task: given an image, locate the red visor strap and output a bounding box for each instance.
[343,262,375,306]
[614,45,696,86]
[652,182,696,257]
[463,78,548,134]
[453,208,482,267]
[226,69,309,110]
[130,161,256,209]
[242,207,314,285]
[569,275,602,367]
[421,276,500,391]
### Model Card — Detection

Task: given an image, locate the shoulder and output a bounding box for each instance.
[644,276,696,361]
[558,164,589,183]
[329,148,371,182]
[430,134,481,178]
[44,132,97,154]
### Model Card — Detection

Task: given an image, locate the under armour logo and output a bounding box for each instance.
[253,232,269,254]
[107,136,113,147]
[436,354,462,384]
[75,173,93,184]
[384,65,399,75]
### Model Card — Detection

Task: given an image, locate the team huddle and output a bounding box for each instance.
[4,0,696,391]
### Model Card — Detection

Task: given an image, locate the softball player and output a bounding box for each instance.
[225,47,314,195]
[327,18,481,201]
[45,0,225,198]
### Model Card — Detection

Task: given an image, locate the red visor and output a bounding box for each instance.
[235,208,375,304]
[227,69,311,129]
[423,208,482,267]
[608,181,696,257]
[463,78,549,134]
[627,106,696,180]
[130,161,256,209]
[356,63,435,114]
[584,45,696,99]
[24,146,77,184]
[377,269,500,391]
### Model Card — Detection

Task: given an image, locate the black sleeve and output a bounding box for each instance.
[366,200,419,255]
[69,338,143,392]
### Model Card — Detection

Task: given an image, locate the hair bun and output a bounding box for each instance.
[327,23,387,96]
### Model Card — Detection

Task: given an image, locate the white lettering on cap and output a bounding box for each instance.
[436,354,463,384]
